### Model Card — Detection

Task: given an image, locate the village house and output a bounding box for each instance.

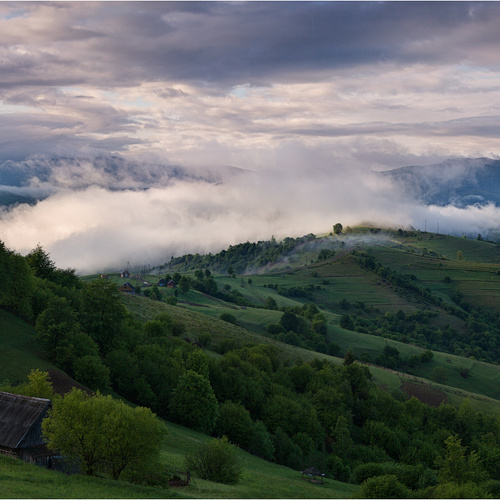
[0,391,55,467]
[120,270,130,279]
[156,278,176,288]
[119,282,135,294]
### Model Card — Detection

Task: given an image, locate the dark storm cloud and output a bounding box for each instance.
[2,2,499,89]
[95,1,500,86]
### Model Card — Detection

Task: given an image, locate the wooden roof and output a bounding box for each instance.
[0,391,50,449]
[301,467,322,476]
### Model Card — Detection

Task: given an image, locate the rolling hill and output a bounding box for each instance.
[3,225,500,498]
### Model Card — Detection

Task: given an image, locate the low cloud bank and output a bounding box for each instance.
[0,158,499,274]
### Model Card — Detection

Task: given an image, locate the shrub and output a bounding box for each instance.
[220,313,237,324]
[185,436,243,484]
[358,474,410,498]
[351,462,393,484]
[432,482,486,498]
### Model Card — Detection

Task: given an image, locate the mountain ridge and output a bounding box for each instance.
[381,156,500,208]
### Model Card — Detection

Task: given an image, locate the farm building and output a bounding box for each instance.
[157,278,176,288]
[120,270,130,279]
[0,391,54,466]
[119,282,135,293]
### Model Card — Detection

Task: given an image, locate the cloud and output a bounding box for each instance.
[0,155,499,274]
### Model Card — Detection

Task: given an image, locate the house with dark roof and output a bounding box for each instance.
[0,391,54,466]
[119,282,135,294]
[157,278,176,288]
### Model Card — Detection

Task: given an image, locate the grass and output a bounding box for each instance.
[0,389,359,499]
[0,455,179,499]
[160,422,358,499]
[0,435,359,500]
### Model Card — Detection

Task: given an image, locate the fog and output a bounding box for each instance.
[0,156,499,274]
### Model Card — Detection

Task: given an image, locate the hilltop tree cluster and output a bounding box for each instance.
[162,233,318,275]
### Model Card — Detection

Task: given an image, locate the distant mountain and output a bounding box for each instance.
[381,157,500,207]
[0,155,248,207]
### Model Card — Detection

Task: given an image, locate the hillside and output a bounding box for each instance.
[3,227,500,498]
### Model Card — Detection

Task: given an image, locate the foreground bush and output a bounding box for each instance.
[185,436,243,485]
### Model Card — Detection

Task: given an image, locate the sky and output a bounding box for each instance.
[1,1,500,273]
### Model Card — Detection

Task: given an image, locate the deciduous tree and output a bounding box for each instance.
[169,370,219,434]
[42,389,167,480]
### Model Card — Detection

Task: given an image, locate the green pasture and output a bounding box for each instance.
[161,422,358,499]
[408,233,500,263]
[0,455,177,499]
[372,246,500,311]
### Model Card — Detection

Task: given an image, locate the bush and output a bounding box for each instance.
[358,474,410,499]
[185,436,243,484]
[220,313,237,324]
[352,462,393,484]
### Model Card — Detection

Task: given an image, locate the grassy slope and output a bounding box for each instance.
[161,422,357,499]
[0,429,357,500]
[3,228,500,497]
[0,455,178,499]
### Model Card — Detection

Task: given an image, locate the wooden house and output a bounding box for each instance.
[301,466,324,483]
[119,282,135,294]
[120,270,130,279]
[0,391,54,466]
[157,278,176,288]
